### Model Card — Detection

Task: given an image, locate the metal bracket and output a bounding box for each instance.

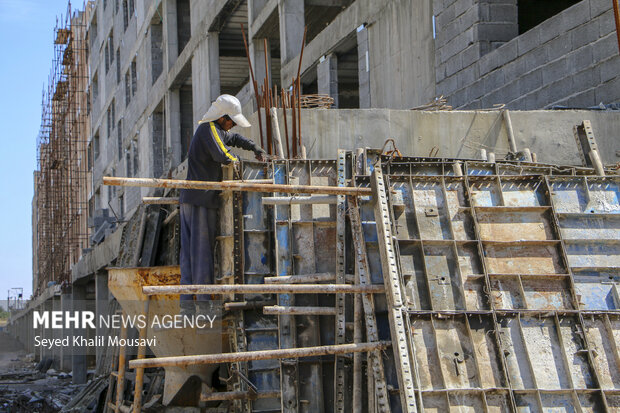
[371,166,418,412]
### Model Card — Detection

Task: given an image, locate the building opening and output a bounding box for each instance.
[518,0,580,34]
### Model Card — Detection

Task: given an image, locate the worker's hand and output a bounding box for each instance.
[254,148,268,162]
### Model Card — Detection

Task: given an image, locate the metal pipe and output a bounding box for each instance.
[224,300,276,311]
[142,197,179,204]
[142,283,385,296]
[115,316,128,413]
[262,195,338,205]
[452,161,463,176]
[270,107,284,158]
[201,390,281,402]
[480,148,487,161]
[264,273,335,284]
[163,208,179,226]
[353,275,363,413]
[282,90,290,158]
[263,305,336,315]
[503,110,518,153]
[104,176,372,196]
[589,149,606,176]
[488,152,496,163]
[128,341,391,369]
[132,299,150,413]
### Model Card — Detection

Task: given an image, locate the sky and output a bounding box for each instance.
[0,0,73,301]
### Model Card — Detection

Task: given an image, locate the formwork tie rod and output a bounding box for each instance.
[142,283,385,296]
[128,341,391,369]
[104,176,371,196]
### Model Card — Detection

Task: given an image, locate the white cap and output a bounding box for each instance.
[199,94,251,128]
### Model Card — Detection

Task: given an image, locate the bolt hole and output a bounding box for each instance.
[454,352,460,357]
[441,277,446,281]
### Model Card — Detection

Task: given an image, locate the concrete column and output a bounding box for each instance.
[60,289,72,371]
[251,38,271,89]
[249,0,269,23]
[163,0,179,71]
[166,90,182,168]
[95,272,109,368]
[317,53,338,108]
[278,0,305,64]
[192,33,219,124]
[356,26,371,109]
[72,283,87,384]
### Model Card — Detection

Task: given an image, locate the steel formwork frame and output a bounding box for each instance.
[35,1,91,296]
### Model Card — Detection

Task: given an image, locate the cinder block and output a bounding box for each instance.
[547,76,573,103]
[546,32,572,61]
[454,0,474,18]
[524,46,548,72]
[438,18,461,49]
[446,53,463,76]
[436,63,447,82]
[494,38,518,64]
[457,66,478,89]
[590,0,612,18]
[571,67,598,92]
[467,79,485,100]
[462,43,481,68]
[592,33,617,62]
[477,22,518,42]
[567,45,594,74]
[595,76,620,103]
[518,68,543,94]
[458,6,479,32]
[438,73,459,95]
[597,9,615,37]
[483,68,505,92]
[436,1,455,23]
[570,21,600,50]
[517,26,541,55]
[568,89,596,108]
[561,0,591,29]
[542,57,568,85]
[450,87,468,108]
[600,55,620,83]
[489,3,517,23]
[440,29,474,63]
[498,80,520,103]
[478,49,499,75]
[503,55,527,82]
[538,14,563,45]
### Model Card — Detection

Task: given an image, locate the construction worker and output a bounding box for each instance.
[179,94,266,309]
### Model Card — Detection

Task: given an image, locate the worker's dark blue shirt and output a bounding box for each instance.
[179,121,257,208]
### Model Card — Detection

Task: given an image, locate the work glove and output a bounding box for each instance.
[254,147,268,162]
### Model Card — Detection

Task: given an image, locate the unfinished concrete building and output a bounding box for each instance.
[7,0,620,411]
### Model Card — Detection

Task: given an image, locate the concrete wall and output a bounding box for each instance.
[239,108,620,166]
[435,0,620,109]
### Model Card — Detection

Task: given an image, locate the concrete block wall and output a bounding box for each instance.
[435,0,620,109]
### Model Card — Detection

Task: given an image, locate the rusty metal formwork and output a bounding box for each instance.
[357,154,620,412]
[35,1,91,295]
[107,150,618,412]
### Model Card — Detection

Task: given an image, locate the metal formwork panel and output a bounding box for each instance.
[365,155,620,412]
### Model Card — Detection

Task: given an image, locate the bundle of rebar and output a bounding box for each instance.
[240,24,311,159]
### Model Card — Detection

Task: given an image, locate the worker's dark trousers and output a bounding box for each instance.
[179,203,217,302]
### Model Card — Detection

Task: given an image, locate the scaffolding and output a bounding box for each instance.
[35,1,91,296]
